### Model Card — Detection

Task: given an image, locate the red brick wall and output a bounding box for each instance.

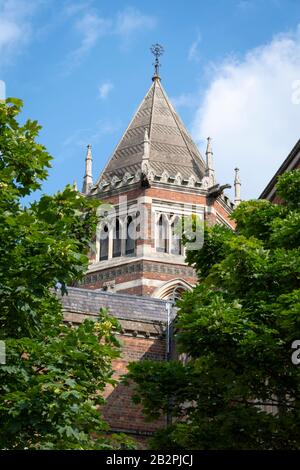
[63,305,167,444]
[213,200,236,228]
[99,188,145,205]
[102,334,166,436]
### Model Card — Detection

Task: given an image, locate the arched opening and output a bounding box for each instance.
[125,216,135,255]
[113,218,121,258]
[156,214,168,253]
[152,279,193,300]
[170,216,182,255]
[99,225,109,261]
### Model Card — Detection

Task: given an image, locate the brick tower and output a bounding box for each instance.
[78,54,236,299]
[61,51,241,441]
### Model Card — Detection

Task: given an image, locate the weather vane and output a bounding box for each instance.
[150,43,164,78]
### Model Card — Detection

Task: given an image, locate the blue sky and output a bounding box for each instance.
[1,0,300,200]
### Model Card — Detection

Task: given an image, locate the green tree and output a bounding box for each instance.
[0,98,131,449]
[126,169,300,450]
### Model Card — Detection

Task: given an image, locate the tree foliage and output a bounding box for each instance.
[127,169,300,449]
[0,98,132,449]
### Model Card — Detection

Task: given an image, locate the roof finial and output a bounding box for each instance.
[150,43,164,81]
[205,137,216,186]
[234,167,241,206]
[82,144,93,194]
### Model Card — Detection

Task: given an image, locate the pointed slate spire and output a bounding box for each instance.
[234,167,241,206]
[95,78,205,189]
[205,137,216,186]
[82,144,93,194]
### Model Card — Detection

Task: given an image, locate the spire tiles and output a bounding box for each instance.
[94,73,206,192]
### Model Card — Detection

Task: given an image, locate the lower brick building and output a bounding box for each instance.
[59,287,173,442]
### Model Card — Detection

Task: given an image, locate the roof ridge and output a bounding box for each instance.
[148,78,158,140]
[62,286,172,304]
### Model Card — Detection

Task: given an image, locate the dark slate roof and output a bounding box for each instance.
[259,138,300,201]
[95,77,206,187]
[58,287,173,324]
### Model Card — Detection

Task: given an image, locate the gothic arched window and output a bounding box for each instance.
[170,216,182,255]
[99,225,109,261]
[125,216,135,255]
[113,218,122,258]
[156,214,168,253]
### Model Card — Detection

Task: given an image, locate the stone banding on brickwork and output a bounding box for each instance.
[79,261,196,285]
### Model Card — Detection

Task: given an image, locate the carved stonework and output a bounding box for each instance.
[122,172,131,185]
[103,280,116,292]
[110,175,119,188]
[161,170,169,183]
[174,172,182,185]
[141,161,149,175]
[98,179,108,191]
[134,169,142,182]
[188,175,196,187]
[148,170,155,182]
[201,176,209,189]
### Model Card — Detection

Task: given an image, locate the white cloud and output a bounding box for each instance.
[0,19,21,49]
[191,26,300,199]
[98,81,113,100]
[188,32,201,62]
[0,0,39,65]
[171,93,196,109]
[115,7,156,36]
[67,7,156,69]
[70,13,111,66]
